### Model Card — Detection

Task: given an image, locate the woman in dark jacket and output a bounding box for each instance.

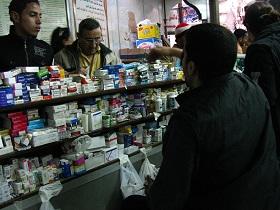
[243,2,280,154]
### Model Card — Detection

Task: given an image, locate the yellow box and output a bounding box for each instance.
[137,24,160,39]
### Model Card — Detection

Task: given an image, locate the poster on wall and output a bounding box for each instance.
[37,0,68,43]
[0,0,68,44]
[73,0,108,46]
[166,0,202,34]
[219,0,252,31]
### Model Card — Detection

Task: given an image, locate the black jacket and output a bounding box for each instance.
[150,72,280,210]
[0,26,53,72]
[54,40,120,72]
[244,21,280,153]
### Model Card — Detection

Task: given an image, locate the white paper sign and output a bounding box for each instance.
[73,0,108,46]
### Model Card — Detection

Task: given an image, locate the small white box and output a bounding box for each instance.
[14,89,23,97]
[4,77,16,85]
[88,111,102,131]
[14,83,23,90]
[85,152,105,171]
[20,67,39,73]
[48,118,66,127]
[0,71,13,79]
[46,104,67,113]
[102,146,118,162]
[47,111,67,120]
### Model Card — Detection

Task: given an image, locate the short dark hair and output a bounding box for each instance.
[9,0,39,21]
[234,29,247,40]
[184,23,237,82]
[244,2,280,36]
[78,18,100,35]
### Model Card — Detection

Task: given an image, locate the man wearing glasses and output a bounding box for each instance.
[54,18,120,78]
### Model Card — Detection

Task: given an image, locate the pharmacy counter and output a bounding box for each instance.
[2,144,163,210]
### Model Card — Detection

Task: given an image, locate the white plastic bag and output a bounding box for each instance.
[120,155,145,198]
[139,148,159,184]
[39,181,63,210]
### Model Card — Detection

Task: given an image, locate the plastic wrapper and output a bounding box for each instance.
[120,155,145,198]
[39,181,63,210]
[139,148,159,185]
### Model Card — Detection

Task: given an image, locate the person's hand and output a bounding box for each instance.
[147,47,164,62]
[80,67,87,75]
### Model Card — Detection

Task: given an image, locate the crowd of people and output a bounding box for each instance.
[0,0,280,209]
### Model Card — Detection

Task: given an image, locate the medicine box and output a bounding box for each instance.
[136,38,162,49]
[137,24,160,39]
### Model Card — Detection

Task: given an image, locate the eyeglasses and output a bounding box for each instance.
[81,37,103,44]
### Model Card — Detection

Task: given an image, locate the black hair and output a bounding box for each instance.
[9,0,40,22]
[244,2,280,36]
[234,29,247,40]
[184,23,237,82]
[51,27,71,54]
[78,18,100,36]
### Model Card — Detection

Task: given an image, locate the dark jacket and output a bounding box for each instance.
[244,21,280,153]
[149,72,280,210]
[0,26,53,71]
[54,40,120,72]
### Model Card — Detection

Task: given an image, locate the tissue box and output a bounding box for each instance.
[136,38,162,49]
[137,24,160,39]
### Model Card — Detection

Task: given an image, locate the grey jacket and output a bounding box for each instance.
[54,40,120,72]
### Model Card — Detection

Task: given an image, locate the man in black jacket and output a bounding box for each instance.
[243,2,280,155]
[0,0,53,72]
[147,24,280,210]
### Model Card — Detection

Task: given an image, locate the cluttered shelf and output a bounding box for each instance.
[0,110,173,162]
[0,142,162,209]
[0,80,184,113]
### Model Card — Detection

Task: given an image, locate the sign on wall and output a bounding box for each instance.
[0,0,68,44]
[73,0,108,46]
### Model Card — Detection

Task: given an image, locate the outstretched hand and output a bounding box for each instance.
[147,47,163,63]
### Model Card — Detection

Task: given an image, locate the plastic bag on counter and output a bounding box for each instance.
[139,148,159,185]
[120,155,145,198]
[39,181,63,210]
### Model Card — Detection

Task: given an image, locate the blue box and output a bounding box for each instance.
[136,38,162,49]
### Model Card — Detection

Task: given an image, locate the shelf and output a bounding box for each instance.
[0,142,162,209]
[0,110,174,162]
[0,80,184,113]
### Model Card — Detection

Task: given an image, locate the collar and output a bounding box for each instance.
[9,25,36,42]
[176,72,235,105]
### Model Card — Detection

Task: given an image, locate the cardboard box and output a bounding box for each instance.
[136,38,162,49]
[137,24,160,39]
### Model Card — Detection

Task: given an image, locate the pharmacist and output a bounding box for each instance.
[0,0,53,72]
[54,18,120,78]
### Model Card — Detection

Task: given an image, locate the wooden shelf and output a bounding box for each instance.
[0,80,184,113]
[0,110,173,162]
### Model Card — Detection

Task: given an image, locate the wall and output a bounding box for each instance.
[165,0,209,21]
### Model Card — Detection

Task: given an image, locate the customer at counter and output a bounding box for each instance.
[123,23,280,210]
[54,18,120,78]
[0,0,53,71]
